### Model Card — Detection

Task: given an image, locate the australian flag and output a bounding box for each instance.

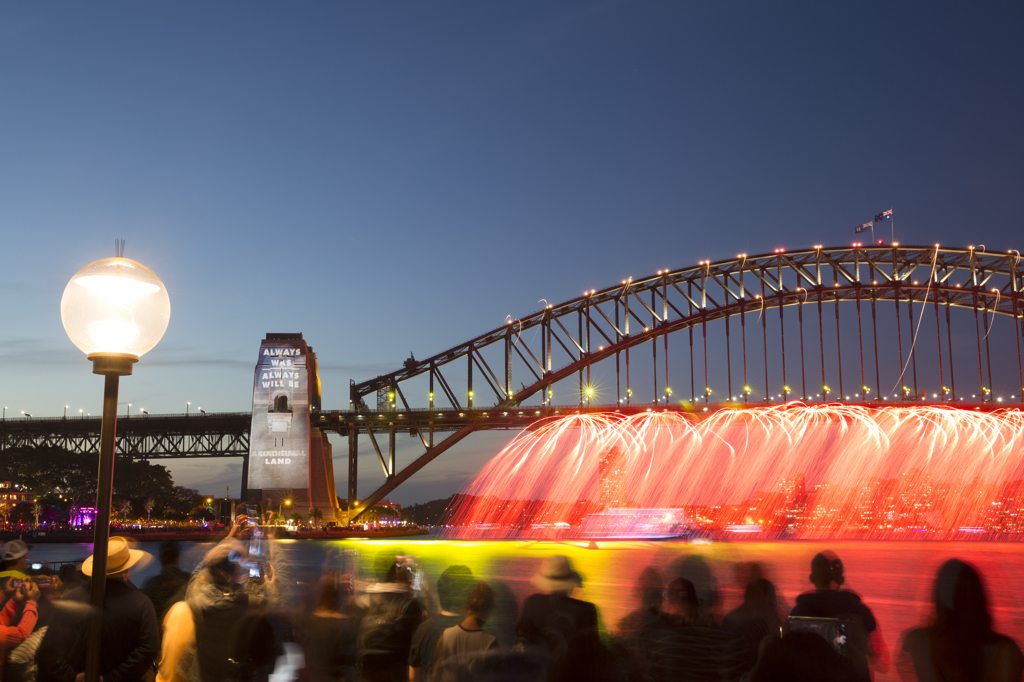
[874,209,893,223]
[855,221,872,234]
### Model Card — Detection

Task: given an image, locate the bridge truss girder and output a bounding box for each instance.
[0,413,252,496]
[344,245,1024,520]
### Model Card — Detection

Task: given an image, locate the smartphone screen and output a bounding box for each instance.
[31,563,43,570]
[10,579,22,589]
[249,566,261,578]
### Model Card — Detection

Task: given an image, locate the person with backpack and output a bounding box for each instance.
[356,561,425,682]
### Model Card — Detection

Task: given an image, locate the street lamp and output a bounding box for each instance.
[278,498,291,523]
[60,251,170,682]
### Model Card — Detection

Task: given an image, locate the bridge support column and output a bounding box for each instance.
[240,454,249,501]
[348,426,358,505]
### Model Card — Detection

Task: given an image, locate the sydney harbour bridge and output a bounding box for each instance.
[4,244,1024,522]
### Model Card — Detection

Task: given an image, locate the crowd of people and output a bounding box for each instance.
[1,506,1023,682]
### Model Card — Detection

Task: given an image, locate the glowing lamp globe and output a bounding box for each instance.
[61,257,170,360]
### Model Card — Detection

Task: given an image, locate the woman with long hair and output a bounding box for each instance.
[897,559,1024,682]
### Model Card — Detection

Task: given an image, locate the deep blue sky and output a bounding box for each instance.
[2,2,1022,503]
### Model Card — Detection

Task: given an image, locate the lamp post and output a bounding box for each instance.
[61,251,170,682]
[279,498,291,524]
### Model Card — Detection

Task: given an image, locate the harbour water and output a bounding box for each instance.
[28,538,1024,682]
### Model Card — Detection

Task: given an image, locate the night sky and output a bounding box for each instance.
[2,2,1022,503]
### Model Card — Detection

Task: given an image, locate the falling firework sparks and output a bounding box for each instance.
[441,404,1024,539]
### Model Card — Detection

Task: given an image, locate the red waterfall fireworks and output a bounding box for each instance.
[441,405,1024,539]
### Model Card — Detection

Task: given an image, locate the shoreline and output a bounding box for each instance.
[0,527,430,544]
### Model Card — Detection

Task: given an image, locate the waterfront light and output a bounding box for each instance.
[61,248,169,682]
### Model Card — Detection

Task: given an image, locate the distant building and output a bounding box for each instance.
[598,447,627,508]
[0,481,34,504]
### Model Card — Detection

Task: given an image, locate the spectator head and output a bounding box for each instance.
[82,536,150,581]
[663,577,700,621]
[437,565,475,613]
[315,571,354,613]
[465,581,496,623]
[810,552,844,589]
[745,578,778,607]
[203,539,248,585]
[531,555,582,594]
[933,558,992,634]
[1,540,29,572]
[159,540,181,567]
[58,563,85,592]
[634,566,664,612]
[384,561,414,586]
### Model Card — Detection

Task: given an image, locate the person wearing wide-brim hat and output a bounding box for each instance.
[530,555,584,594]
[81,536,151,578]
[516,555,606,682]
[37,537,160,682]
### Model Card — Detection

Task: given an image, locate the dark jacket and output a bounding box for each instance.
[517,593,607,682]
[142,565,189,621]
[38,579,160,682]
[186,576,253,682]
[790,589,877,633]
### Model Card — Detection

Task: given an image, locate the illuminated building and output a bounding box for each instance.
[598,446,627,508]
[247,333,339,522]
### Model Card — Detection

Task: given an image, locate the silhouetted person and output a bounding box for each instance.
[38,537,159,682]
[432,581,499,682]
[724,578,780,633]
[142,541,189,621]
[614,566,663,682]
[791,552,877,633]
[357,561,426,682]
[516,555,610,682]
[616,566,663,640]
[410,565,474,682]
[751,631,860,682]
[658,577,711,628]
[897,558,1024,682]
[790,552,880,681]
[723,579,782,674]
[157,530,275,682]
[644,577,750,681]
[304,572,359,682]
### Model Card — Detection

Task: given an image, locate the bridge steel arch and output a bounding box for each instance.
[338,244,1024,519]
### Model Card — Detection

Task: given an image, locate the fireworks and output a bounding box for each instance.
[441,404,1024,539]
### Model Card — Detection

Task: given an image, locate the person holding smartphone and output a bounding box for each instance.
[0,580,40,672]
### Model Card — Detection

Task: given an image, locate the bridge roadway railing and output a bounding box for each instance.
[0,412,251,458]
